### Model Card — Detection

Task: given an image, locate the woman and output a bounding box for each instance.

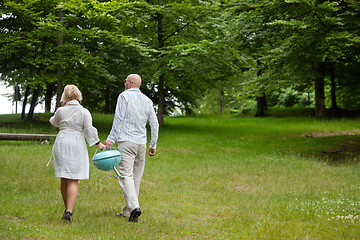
[50,85,104,222]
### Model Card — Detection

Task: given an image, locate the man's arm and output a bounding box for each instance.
[106,94,126,149]
[148,104,159,155]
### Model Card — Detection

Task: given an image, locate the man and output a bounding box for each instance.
[105,74,159,222]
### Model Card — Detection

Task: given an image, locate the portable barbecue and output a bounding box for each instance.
[92,149,121,177]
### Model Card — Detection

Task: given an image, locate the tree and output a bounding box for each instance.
[108,0,229,125]
[245,0,360,117]
[219,1,275,117]
[0,0,149,117]
[2,0,359,119]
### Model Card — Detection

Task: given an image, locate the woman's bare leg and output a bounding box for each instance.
[60,178,68,210]
[60,178,78,212]
[66,179,78,212]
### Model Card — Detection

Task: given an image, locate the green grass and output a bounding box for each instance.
[1,113,360,239]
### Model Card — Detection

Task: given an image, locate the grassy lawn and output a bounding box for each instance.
[0,113,360,239]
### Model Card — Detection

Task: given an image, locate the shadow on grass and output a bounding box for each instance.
[299,135,360,166]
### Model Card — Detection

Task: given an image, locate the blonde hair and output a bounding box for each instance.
[60,85,82,103]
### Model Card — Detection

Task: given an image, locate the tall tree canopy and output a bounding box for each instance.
[224,0,360,117]
[0,0,150,117]
[1,0,359,121]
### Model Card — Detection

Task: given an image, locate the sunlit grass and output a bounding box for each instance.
[1,113,360,239]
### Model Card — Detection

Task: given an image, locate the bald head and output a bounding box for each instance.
[127,74,142,88]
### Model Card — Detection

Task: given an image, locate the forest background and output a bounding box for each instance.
[1,0,360,124]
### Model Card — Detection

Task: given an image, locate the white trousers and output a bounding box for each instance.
[116,141,146,217]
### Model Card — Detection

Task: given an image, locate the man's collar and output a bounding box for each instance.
[126,88,140,92]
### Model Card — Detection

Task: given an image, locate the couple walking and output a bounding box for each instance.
[49,74,159,222]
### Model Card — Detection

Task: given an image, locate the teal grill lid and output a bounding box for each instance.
[92,150,121,171]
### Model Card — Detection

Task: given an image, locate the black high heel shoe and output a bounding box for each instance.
[62,210,73,222]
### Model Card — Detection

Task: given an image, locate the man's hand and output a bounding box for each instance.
[148,148,156,156]
[104,140,114,149]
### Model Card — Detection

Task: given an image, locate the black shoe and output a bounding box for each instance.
[129,208,141,222]
[63,211,73,222]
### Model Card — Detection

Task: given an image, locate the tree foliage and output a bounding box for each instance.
[1,0,359,120]
[199,0,359,116]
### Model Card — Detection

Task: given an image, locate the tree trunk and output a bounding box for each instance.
[156,11,165,126]
[104,87,110,114]
[255,94,267,117]
[254,59,267,117]
[220,86,224,114]
[330,64,338,110]
[21,85,30,119]
[56,8,64,109]
[111,91,118,114]
[27,85,41,120]
[45,82,55,112]
[157,73,165,126]
[314,62,326,117]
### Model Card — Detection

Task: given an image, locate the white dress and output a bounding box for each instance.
[50,100,99,180]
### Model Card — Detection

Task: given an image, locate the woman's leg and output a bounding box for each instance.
[60,178,68,210]
[65,179,78,212]
[60,178,78,212]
